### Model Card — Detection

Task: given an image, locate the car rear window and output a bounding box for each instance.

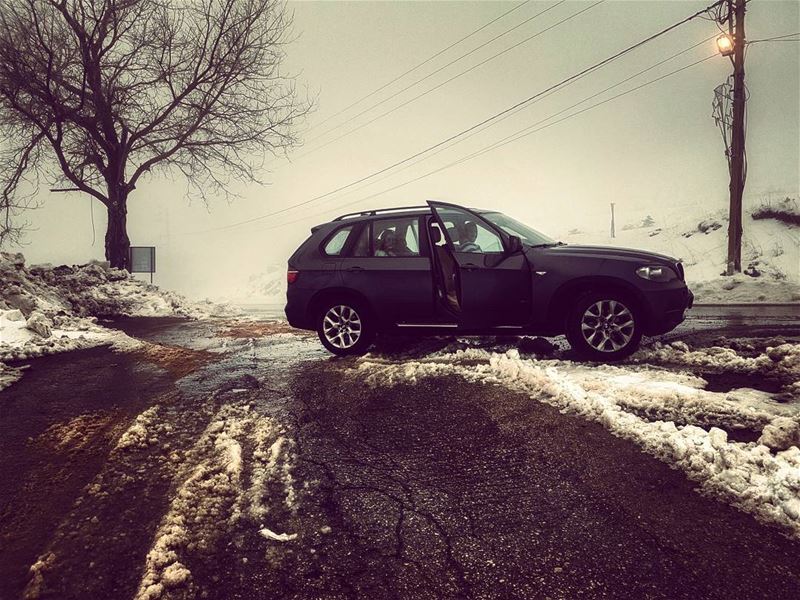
[322,225,354,256]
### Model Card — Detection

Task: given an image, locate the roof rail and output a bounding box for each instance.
[333,205,430,221]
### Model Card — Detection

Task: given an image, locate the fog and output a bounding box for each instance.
[8,0,799,299]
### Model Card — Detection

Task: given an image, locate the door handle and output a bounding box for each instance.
[347,266,364,271]
[462,263,479,269]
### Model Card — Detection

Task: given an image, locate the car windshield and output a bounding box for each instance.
[480,211,557,246]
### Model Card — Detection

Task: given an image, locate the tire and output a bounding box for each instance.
[565,291,642,361]
[316,300,374,356]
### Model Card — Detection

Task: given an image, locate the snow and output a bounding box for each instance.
[116,406,161,451]
[0,251,234,320]
[0,362,22,391]
[259,528,297,542]
[632,340,800,379]
[0,251,234,388]
[0,308,138,362]
[221,264,286,305]
[135,408,248,600]
[134,403,295,599]
[356,342,800,538]
[560,203,800,303]
[759,417,800,451]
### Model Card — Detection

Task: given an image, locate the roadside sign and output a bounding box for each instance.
[130,246,156,283]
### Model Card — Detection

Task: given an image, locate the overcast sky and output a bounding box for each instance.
[11,0,800,297]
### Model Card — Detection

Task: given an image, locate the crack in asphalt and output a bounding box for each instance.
[3,315,800,599]
[275,358,800,600]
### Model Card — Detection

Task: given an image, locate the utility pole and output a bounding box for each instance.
[726,0,747,274]
[610,202,616,238]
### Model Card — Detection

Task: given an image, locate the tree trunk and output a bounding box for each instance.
[105,197,131,270]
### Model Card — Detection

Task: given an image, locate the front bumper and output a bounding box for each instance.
[641,285,693,335]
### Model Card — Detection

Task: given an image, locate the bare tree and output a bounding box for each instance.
[0,0,308,268]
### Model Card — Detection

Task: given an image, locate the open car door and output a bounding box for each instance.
[428,201,532,328]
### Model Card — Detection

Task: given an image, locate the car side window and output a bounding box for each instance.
[371,217,421,257]
[470,221,504,253]
[436,209,503,254]
[322,225,354,256]
[350,219,420,257]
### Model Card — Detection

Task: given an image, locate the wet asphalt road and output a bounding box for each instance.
[665,305,800,343]
[0,306,799,599]
[276,366,800,599]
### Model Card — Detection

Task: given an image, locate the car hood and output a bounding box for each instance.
[534,244,678,264]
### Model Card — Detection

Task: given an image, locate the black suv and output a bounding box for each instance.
[285,201,693,361]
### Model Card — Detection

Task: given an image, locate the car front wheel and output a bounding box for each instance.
[317,301,374,356]
[565,292,642,361]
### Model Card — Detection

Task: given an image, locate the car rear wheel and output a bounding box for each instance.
[317,301,374,356]
[565,292,642,361]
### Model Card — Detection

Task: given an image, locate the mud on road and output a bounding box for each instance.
[0,312,799,599]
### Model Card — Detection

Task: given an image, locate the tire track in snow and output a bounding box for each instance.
[135,402,295,600]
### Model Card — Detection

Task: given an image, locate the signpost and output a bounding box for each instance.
[129,246,156,284]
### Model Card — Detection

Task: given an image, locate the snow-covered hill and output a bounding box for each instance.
[559,202,799,304]
[224,265,286,305]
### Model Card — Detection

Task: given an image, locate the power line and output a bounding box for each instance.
[747,31,800,44]
[299,1,601,159]
[294,35,717,208]
[309,1,533,133]
[302,0,570,149]
[184,0,724,235]
[255,53,717,233]
[451,55,718,171]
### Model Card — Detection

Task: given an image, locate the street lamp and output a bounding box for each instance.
[716,34,735,56]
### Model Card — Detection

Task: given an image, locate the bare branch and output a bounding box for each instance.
[0,0,309,254]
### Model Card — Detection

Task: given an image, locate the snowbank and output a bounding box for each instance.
[0,252,237,373]
[752,197,800,227]
[0,252,232,319]
[0,308,139,362]
[355,342,800,538]
[0,362,22,391]
[632,340,800,380]
[561,203,800,304]
[690,277,800,304]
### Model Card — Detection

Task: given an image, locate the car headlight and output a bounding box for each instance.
[636,265,678,282]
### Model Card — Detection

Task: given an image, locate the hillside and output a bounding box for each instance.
[560,202,799,304]
[223,264,287,305]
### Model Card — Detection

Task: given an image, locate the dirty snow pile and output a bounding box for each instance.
[0,307,136,362]
[0,361,22,391]
[356,341,800,537]
[0,251,234,364]
[633,339,800,380]
[0,252,230,319]
[561,200,800,303]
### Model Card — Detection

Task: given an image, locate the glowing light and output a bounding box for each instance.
[716,34,735,56]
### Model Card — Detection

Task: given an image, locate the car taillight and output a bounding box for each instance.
[287,270,299,284]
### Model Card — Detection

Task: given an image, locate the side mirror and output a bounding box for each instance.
[507,235,523,254]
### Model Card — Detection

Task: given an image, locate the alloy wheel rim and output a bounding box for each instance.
[323,305,362,349]
[580,300,635,353]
